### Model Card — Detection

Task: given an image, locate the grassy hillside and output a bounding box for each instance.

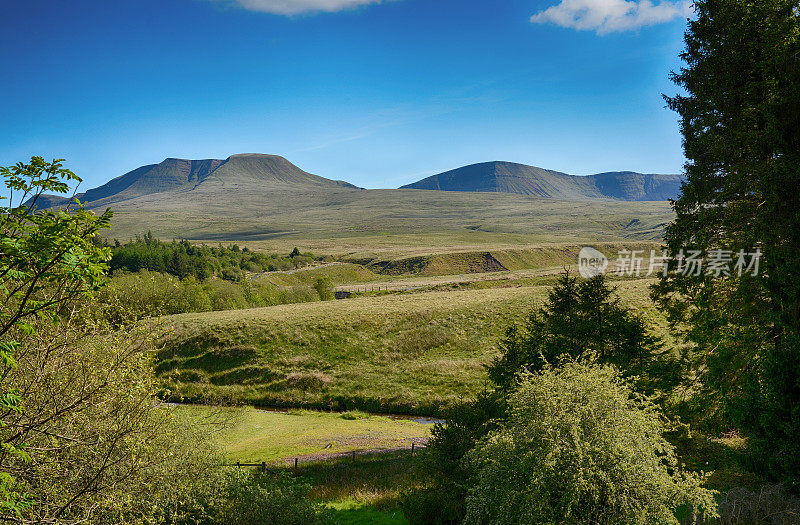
[340,241,662,277]
[102,186,673,251]
[153,278,663,415]
[255,263,378,286]
[36,156,676,256]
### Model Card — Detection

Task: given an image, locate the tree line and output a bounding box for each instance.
[103,232,317,282]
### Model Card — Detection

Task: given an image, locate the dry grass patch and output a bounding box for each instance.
[285,371,332,391]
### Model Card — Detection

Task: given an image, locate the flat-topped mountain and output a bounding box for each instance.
[34,154,359,209]
[400,161,682,201]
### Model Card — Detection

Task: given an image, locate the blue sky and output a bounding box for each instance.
[0,0,691,191]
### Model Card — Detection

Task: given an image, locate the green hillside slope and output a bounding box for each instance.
[153,279,659,414]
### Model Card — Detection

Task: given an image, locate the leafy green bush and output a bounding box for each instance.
[462,362,718,524]
[88,270,325,323]
[401,485,464,525]
[401,391,504,524]
[313,277,334,301]
[214,470,329,525]
[278,285,319,305]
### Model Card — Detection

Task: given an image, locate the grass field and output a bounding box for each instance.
[302,453,422,525]
[154,277,663,414]
[175,405,432,463]
[254,263,379,286]
[102,186,673,255]
[176,404,426,524]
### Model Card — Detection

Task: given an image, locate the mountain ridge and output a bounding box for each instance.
[400,161,683,201]
[30,156,682,211]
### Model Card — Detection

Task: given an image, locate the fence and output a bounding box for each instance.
[227,443,423,473]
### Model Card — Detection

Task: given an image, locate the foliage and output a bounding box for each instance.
[655,0,800,485]
[462,362,718,524]
[0,157,112,518]
[406,274,689,523]
[716,483,800,524]
[314,277,335,301]
[0,157,270,524]
[400,485,463,525]
[213,470,329,525]
[107,233,316,281]
[401,391,504,525]
[488,272,672,392]
[89,270,322,325]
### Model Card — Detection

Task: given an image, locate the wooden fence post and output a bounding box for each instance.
[294,458,298,470]
[352,450,356,464]
[411,443,415,458]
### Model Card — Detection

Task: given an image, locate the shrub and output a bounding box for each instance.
[488,272,665,391]
[214,470,329,525]
[90,271,320,323]
[402,391,505,524]
[717,483,800,525]
[401,485,465,525]
[313,277,334,301]
[463,362,718,524]
[279,286,319,304]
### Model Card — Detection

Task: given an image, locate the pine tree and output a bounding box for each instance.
[654,0,800,485]
[489,272,661,390]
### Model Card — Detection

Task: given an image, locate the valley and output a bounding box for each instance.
[7,154,782,524]
[6,1,795,521]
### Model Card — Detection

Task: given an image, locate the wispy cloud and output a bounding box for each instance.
[531,0,692,34]
[214,0,388,16]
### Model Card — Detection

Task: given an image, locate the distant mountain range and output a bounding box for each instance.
[24,154,681,242]
[401,161,683,201]
[31,155,682,211]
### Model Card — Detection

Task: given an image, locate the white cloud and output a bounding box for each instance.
[531,0,692,34]
[217,0,387,15]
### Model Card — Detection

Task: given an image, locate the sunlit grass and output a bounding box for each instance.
[175,405,431,463]
[155,278,664,414]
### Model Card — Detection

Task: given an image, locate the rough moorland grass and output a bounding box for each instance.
[350,241,662,276]
[103,186,674,250]
[255,263,378,287]
[175,405,430,464]
[154,279,661,414]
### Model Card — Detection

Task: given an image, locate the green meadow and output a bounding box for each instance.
[154,277,663,414]
[175,405,432,464]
